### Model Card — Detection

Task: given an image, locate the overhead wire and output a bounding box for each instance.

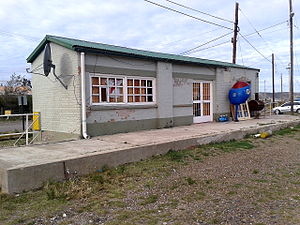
[144,0,233,30]
[180,31,232,55]
[243,21,288,37]
[239,33,271,63]
[165,0,234,23]
[183,40,230,55]
[162,27,222,47]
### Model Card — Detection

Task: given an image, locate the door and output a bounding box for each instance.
[193,81,213,123]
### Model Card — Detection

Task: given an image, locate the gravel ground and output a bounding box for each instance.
[1,128,300,225]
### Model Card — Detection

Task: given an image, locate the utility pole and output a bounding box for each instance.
[289,0,294,113]
[272,53,275,107]
[232,2,239,64]
[281,73,283,101]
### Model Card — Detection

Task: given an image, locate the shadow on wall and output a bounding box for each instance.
[60,53,74,87]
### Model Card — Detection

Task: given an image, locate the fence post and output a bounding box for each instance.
[25,114,29,145]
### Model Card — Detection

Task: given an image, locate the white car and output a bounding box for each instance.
[272,102,300,114]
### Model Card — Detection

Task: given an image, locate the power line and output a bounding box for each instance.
[180,31,232,55]
[165,0,234,23]
[183,40,230,55]
[0,30,39,41]
[144,0,233,30]
[244,21,288,37]
[239,33,271,63]
[162,27,222,47]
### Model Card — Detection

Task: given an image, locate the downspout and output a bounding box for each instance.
[80,52,89,139]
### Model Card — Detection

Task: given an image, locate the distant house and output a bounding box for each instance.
[27,35,260,140]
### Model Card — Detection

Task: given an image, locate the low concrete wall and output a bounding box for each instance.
[2,119,300,194]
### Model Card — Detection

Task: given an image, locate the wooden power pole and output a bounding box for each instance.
[232,2,239,64]
[289,0,294,113]
[272,53,275,107]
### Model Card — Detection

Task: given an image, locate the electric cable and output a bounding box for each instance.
[180,31,232,55]
[165,0,234,23]
[239,33,271,63]
[144,0,233,30]
[183,40,230,55]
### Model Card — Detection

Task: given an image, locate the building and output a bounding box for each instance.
[27,35,259,140]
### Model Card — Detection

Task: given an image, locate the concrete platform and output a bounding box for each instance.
[1,115,300,194]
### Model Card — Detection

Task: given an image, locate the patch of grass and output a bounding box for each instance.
[227,191,237,196]
[108,200,126,208]
[232,183,243,189]
[206,140,254,153]
[140,195,159,205]
[166,149,188,162]
[273,126,300,136]
[252,179,269,183]
[186,177,196,185]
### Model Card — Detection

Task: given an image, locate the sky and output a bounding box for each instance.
[0,0,299,92]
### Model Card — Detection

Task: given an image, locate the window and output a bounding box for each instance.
[91,74,155,105]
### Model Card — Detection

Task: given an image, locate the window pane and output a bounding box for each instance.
[92,95,99,103]
[128,96,133,102]
[92,77,99,85]
[101,88,107,102]
[141,88,146,94]
[134,80,140,86]
[147,80,152,87]
[128,88,133,94]
[141,80,146,86]
[109,97,116,102]
[147,96,153,102]
[147,88,152,94]
[109,87,116,94]
[203,103,210,116]
[127,79,133,86]
[135,96,140,102]
[141,96,146,102]
[116,87,123,95]
[117,96,123,102]
[92,87,99,94]
[134,88,140,94]
[101,78,107,85]
[117,79,123,86]
[109,78,115,86]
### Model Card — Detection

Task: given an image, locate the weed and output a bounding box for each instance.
[90,173,105,184]
[140,195,158,205]
[166,150,188,162]
[273,126,300,136]
[108,200,126,208]
[232,183,243,189]
[209,140,254,152]
[253,169,260,174]
[186,177,196,185]
[253,179,268,183]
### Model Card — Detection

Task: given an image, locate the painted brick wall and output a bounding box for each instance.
[31,43,81,135]
[214,67,259,115]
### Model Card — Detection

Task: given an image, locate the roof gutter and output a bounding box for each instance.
[80,52,89,139]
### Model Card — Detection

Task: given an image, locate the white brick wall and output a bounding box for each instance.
[31,43,81,135]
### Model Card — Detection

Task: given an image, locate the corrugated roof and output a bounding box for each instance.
[27,35,259,71]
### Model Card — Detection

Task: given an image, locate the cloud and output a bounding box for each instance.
[0,0,299,93]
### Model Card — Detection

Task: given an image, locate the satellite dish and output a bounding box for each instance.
[41,42,68,89]
[43,43,53,76]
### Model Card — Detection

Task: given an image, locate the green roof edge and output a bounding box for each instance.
[26,35,260,71]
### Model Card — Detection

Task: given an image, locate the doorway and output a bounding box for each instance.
[193,81,213,123]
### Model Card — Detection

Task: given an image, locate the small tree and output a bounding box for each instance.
[5,73,32,95]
